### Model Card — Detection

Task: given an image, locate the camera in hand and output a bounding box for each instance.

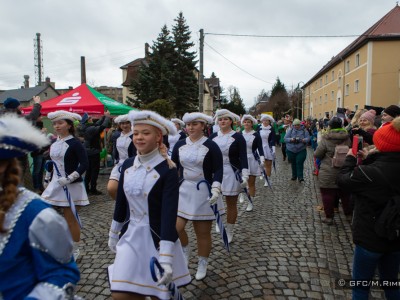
[293,137,301,144]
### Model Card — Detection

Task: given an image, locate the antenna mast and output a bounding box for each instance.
[34,33,44,86]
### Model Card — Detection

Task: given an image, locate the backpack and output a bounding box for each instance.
[374,194,400,240]
[331,143,349,168]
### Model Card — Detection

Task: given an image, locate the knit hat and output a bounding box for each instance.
[3,97,20,109]
[328,117,343,129]
[360,109,376,125]
[383,105,400,118]
[373,117,400,152]
[293,119,301,125]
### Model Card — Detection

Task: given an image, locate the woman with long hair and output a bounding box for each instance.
[259,114,276,187]
[209,109,248,243]
[171,112,223,280]
[41,110,89,260]
[0,114,80,299]
[241,114,264,211]
[107,110,190,300]
[107,114,136,200]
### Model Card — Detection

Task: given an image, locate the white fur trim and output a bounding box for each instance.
[0,114,50,149]
[171,118,185,127]
[182,112,213,124]
[114,114,130,124]
[260,114,275,123]
[128,110,177,135]
[214,109,240,122]
[241,114,257,124]
[47,110,82,122]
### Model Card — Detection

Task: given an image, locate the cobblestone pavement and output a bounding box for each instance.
[75,148,385,299]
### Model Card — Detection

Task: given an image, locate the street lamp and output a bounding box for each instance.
[297,81,305,120]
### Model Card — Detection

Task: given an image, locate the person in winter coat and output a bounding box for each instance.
[314,117,352,225]
[284,119,310,182]
[337,116,400,300]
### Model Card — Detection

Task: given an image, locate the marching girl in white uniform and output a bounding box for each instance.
[241,114,265,212]
[166,118,186,156]
[107,114,136,200]
[259,114,276,187]
[171,112,223,281]
[107,110,191,300]
[209,109,249,243]
[42,110,89,260]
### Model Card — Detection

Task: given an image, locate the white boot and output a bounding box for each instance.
[195,256,208,280]
[215,222,220,233]
[73,242,80,261]
[246,201,254,212]
[239,193,245,203]
[264,179,269,187]
[226,223,235,243]
[182,244,191,266]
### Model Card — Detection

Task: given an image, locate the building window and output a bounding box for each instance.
[355,53,360,67]
[355,104,359,111]
[319,96,322,104]
[345,84,350,96]
[319,78,322,88]
[325,74,328,84]
[345,60,350,73]
[338,76,342,88]
[354,80,359,93]
[325,93,328,102]
[331,91,334,101]
[331,70,335,81]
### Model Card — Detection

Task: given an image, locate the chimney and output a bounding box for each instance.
[81,56,86,84]
[145,43,150,59]
[23,75,29,88]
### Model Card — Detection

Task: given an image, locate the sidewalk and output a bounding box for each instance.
[75,147,384,299]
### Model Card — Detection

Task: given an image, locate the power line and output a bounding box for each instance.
[204,41,274,85]
[205,32,362,38]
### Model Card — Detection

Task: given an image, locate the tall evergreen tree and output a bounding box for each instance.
[130,25,177,106]
[171,12,198,116]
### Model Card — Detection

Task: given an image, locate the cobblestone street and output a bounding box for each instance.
[75,148,384,299]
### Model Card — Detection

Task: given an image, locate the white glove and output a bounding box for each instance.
[43,171,51,189]
[108,237,118,253]
[260,156,265,164]
[209,187,221,205]
[241,176,249,188]
[57,171,80,187]
[157,263,173,286]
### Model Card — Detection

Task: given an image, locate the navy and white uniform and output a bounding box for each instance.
[167,130,186,156]
[259,125,276,161]
[210,130,249,196]
[0,188,80,299]
[172,136,224,220]
[108,149,191,298]
[109,130,136,181]
[42,135,89,207]
[242,130,264,176]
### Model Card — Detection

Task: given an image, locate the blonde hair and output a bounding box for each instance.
[157,134,176,169]
[0,158,21,232]
[351,109,367,127]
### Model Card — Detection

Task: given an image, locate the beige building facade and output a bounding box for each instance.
[303,5,400,119]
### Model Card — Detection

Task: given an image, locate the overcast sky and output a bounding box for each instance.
[0,0,397,108]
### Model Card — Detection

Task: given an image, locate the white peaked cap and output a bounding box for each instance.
[214,109,240,122]
[128,110,177,136]
[171,118,185,127]
[47,110,82,122]
[182,112,213,124]
[260,114,275,123]
[241,114,258,124]
[0,114,50,158]
[114,114,130,124]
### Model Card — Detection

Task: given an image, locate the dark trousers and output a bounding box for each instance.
[281,143,287,159]
[286,149,306,180]
[320,188,352,218]
[85,154,100,191]
[32,154,45,190]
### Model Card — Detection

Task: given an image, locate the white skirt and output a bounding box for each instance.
[41,179,89,207]
[263,145,274,161]
[108,223,191,298]
[109,162,123,181]
[247,154,261,176]
[221,164,241,196]
[178,180,225,221]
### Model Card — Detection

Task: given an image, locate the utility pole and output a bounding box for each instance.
[199,29,204,112]
[81,56,87,84]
